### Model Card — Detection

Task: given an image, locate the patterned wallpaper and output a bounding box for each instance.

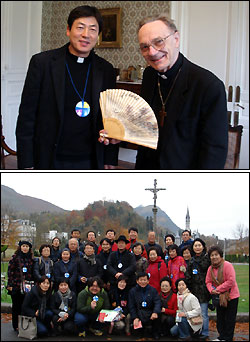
[41,1,170,71]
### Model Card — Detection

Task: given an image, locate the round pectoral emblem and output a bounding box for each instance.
[75,101,90,117]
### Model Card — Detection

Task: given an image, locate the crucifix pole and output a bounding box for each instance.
[145,179,166,243]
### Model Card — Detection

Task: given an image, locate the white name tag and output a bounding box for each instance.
[77,57,84,63]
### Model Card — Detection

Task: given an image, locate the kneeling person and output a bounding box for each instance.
[128,272,161,340]
[50,278,77,336]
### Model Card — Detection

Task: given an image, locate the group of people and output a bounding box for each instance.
[16,5,228,170]
[7,227,239,341]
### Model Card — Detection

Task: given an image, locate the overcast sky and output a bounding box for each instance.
[1,172,249,239]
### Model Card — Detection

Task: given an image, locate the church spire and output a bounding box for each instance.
[186,206,190,230]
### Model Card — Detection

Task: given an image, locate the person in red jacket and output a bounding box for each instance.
[146,247,167,293]
[97,229,118,254]
[167,244,186,292]
[159,276,177,337]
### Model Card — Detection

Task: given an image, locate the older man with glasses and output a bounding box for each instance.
[135,15,228,170]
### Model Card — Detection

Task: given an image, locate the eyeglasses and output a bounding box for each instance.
[139,31,176,53]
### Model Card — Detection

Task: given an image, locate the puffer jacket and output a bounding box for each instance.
[146,256,168,293]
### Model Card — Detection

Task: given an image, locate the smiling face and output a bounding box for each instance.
[161,280,171,294]
[67,16,99,57]
[177,280,187,294]
[193,241,204,256]
[138,20,180,72]
[149,249,158,262]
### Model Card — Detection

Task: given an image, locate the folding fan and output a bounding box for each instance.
[99,89,159,149]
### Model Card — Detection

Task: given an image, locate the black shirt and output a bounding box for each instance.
[57,49,94,160]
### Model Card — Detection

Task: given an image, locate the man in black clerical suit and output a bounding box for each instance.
[135,15,228,169]
[16,5,119,169]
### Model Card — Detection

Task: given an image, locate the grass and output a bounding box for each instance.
[1,262,249,312]
[234,264,249,312]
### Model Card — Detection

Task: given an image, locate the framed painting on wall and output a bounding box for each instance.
[97,8,122,48]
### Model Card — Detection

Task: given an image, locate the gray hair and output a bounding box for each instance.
[137,14,178,33]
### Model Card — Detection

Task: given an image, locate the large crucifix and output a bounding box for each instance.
[145,179,166,241]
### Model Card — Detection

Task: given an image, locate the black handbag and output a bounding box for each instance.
[211,294,220,308]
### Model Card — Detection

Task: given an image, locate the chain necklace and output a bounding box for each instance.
[158,67,182,127]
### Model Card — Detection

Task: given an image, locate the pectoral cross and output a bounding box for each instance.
[159,106,166,127]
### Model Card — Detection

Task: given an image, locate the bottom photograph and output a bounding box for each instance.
[1,172,249,341]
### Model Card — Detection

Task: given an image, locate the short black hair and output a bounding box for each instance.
[67,5,103,33]
[175,277,189,290]
[128,227,138,233]
[164,234,175,243]
[148,246,159,256]
[71,228,80,234]
[39,244,51,255]
[160,276,172,286]
[181,245,192,256]
[87,230,96,238]
[208,245,223,258]
[136,271,149,280]
[100,238,112,246]
[106,229,116,235]
[182,229,192,236]
[84,241,95,249]
[168,243,181,256]
[88,276,104,289]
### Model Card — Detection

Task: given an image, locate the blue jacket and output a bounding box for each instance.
[128,284,161,323]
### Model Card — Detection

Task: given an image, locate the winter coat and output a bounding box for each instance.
[7,252,34,293]
[135,255,149,274]
[128,284,161,323]
[76,286,110,315]
[96,250,111,285]
[33,257,54,283]
[50,290,76,319]
[53,259,77,293]
[77,255,103,292]
[184,251,211,303]
[144,242,165,259]
[109,286,130,316]
[167,255,186,292]
[177,289,202,333]
[146,256,168,293]
[50,247,61,263]
[107,249,136,287]
[21,284,51,318]
[160,291,178,317]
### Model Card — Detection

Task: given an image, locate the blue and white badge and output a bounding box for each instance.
[64,272,70,278]
[142,301,147,307]
[64,306,68,312]
[93,296,99,302]
[148,273,151,278]
[46,273,51,278]
[22,267,27,273]
[193,269,198,275]
[103,265,107,270]
[118,263,123,269]
[165,255,169,260]
[170,274,173,279]
[75,101,90,118]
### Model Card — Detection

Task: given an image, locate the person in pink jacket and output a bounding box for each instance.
[167,244,186,292]
[146,247,168,293]
[206,245,240,342]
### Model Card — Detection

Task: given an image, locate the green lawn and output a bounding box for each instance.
[234,264,249,312]
[1,262,249,312]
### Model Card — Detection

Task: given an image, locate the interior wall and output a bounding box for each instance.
[41,1,171,71]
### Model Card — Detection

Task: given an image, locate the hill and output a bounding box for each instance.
[1,185,66,214]
[134,205,182,234]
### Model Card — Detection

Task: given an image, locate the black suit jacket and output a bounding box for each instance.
[136,54,228,169]
[16,43,118,169]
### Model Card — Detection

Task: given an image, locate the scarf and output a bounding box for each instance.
[41,256,51,275]
[211,259,225,285]
[161,289,173,307]
[177,288,190,310]
[57,288,72,312]
[83,253,96,266]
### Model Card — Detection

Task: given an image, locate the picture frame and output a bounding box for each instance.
[97,8,122,48]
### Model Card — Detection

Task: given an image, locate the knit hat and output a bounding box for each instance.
[19,240,32,249]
